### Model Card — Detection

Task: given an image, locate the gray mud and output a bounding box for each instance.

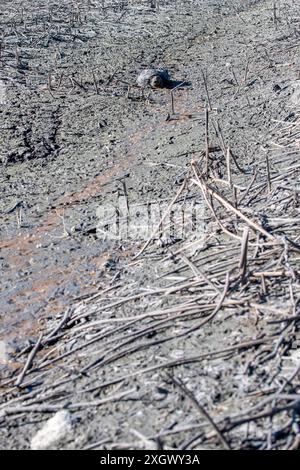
[1,0,300,450]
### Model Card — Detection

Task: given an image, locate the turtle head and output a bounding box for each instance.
[150,75,164,89]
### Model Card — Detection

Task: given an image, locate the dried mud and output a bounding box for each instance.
[1,0,300,450]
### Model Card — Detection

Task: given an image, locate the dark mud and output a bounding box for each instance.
[0,0,258,343]
[1,0,300,450]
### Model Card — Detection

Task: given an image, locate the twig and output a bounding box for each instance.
[243,57,250,84]
[3,388,136,416]
[205,104,209,175]
[43,308,72,343]
[167,373,231,450]
[92,71,99,94]
[266,152,271,194]
[133,179,187,259]
[226,147,232,187]
[201,69,212,111]
[15,334,43,387]
[239,227,249,283]
[191,176,276,241]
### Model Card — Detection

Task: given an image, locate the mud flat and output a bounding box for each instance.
[1,0,300,450]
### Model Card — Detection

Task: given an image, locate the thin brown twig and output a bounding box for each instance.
[15,334,43,387]
[167,372,231,450]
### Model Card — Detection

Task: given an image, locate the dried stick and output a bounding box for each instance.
[185,272,230,331]
[133,179,187,259]
[51,336,272,399]
[179,253,221,294]
[201,69,212,111]
[170,89,175,115]
[169,81,185,117]
[47,72,56,99]
[167,373,231,450]
[15,334,43,387]
[43,308,71,343]
[238,171,257,205]
[239,227,249,282]
[243,57,250,84]
[273,1,278,29]
[205,105,209,175]
[191,176,276,241]
[3,388,136,416]
[226,147,232,187]
[266,152,271,194]
[92,72,99,94]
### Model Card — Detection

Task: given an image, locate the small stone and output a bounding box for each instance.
[0,80,6,105]
[30,410,72,450]
[0,341,8,363]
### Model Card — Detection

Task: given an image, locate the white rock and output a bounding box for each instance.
[30,410,72,450]
[0,341,8,363]
[291,82,300,106]
[0,80,6,105]
[288,348,300,363]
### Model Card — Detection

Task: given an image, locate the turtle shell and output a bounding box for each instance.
[136,68,170,88]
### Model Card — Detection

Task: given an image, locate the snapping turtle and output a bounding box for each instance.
[136,68,171,89]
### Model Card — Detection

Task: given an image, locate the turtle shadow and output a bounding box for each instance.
[165,79,192,90]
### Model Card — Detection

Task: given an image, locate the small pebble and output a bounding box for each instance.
[30,410,72,450]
